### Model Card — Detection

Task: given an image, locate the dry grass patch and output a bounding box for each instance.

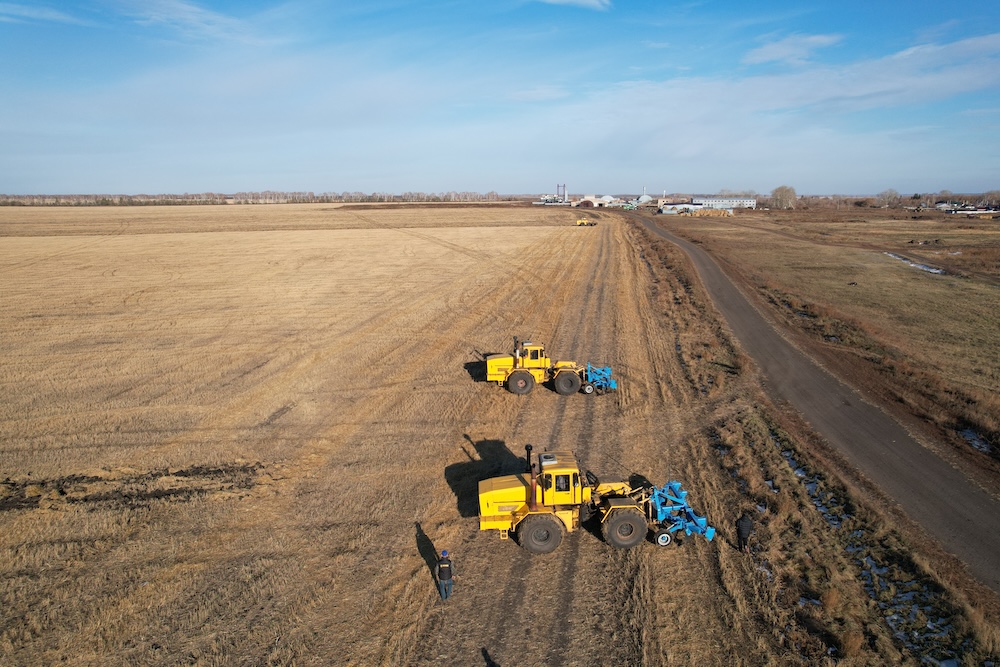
[665,210,1000,463]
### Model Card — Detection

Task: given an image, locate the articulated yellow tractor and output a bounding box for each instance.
[479,445,715,554]
[485,338,617,396]
[575,217,596,226]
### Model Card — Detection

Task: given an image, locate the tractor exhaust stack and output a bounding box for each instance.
[526,444,538,511]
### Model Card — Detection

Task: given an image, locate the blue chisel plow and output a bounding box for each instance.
[584,363,617,393]
[648,480,716,542]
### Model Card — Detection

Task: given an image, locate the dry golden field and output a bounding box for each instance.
[1,204,997,665]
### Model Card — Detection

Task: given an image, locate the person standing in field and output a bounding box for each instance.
[736,512,753,553]
[435,550,455,600]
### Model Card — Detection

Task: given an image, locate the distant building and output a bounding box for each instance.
[576,195,620,208]
[692,197,757,210]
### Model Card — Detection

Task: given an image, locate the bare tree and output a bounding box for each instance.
[979,190,1000,208]
[877,189,901,207]
[770,185,797,209]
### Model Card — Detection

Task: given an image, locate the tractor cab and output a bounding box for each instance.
[534,450,590,508]
[514,340,551,370]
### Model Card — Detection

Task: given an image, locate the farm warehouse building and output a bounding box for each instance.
[692,197,757,209]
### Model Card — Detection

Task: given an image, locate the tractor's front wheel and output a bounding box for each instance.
[507,371,535,395]
[602,508,647,549]
[554,371,582,396]
[518,514,565,554]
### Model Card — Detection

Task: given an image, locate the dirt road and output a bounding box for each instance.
[635,213,1000,593]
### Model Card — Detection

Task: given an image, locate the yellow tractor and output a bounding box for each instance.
[479,445,716,554]
[484,338,616,395]
[575,217,596,226]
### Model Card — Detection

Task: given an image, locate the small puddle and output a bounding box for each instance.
[884,252,946,275]
[960,429,993,455]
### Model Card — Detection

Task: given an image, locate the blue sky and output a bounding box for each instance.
[2,1,999,195]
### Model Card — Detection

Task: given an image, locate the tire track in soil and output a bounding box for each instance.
[544,221,620,667]
[507,219,667,667]
[7,226,559,664]
[478,228,602,663]
[282,226,597,664]
[134,226,560,465]
[61,224,580,663]
[403,221,613,665]
[1,220,132,272]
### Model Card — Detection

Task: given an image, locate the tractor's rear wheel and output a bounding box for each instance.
[518,514,565,554]
[554,371,582,396]
[507,371,535,395]
[602,508,647,549]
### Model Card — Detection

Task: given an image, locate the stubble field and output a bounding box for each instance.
[1,204,997,665]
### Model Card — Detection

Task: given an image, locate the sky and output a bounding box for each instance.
[2,0,999,196]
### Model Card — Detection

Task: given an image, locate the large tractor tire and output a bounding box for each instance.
[507,371,535,395]
[602,508,647,549]
[554,370,582,396]
[518,514,565,554]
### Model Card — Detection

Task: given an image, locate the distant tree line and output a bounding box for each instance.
[0,191,510,206]
[757,187,1000,210]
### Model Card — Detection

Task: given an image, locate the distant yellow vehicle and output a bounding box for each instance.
[575,218,596,226]
[484,338,616,395]
[479,445,716,554]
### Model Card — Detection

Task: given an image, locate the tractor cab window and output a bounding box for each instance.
[540,474,552,489]
[555,474,570,492]
[530,349,540,360]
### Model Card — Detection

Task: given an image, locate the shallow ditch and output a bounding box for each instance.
[771,433,978,664]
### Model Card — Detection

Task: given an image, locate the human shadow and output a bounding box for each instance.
[444,435,527,517]
[415,522,439,586]
[481,647,501,667]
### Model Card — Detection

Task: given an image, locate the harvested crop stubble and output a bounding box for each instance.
[0,205,996,665]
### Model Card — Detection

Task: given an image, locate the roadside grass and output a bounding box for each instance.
[759,282,1000,458]
[709,401,996,663]
[666,211,1000,461]
[634,215,999,663]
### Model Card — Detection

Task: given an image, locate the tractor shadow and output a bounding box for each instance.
[445,436,527,518]
[463,350,499,383]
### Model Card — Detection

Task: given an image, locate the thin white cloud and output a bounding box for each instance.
[743,33,843,65]
[0,3,87,24]
[113,0,259,43]
[535,0,612,10]
[2,24,999,194]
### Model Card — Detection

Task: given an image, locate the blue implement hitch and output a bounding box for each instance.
[648,480,716,542]
[584,363,617,393]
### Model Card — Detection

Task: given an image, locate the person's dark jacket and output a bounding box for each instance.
[435,557,454,581]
